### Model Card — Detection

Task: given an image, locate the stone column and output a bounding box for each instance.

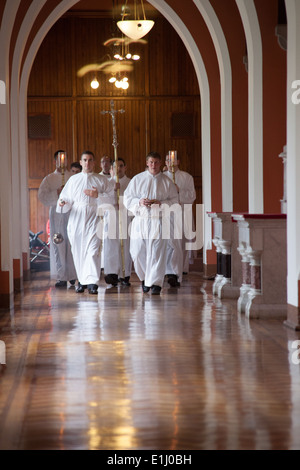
[237,243,252,313]
[217,240,232,296]
[245,249,262,317]
[278,145,287,214]
[212,237,223,295]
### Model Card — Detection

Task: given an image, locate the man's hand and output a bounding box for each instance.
[84,186,98,198]
[139,198,161,207]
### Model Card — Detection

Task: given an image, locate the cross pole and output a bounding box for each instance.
[101,100,126,278]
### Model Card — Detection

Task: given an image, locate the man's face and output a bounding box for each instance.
[147,157,161,175]
[71,166,81,174]
[113,160,126,179]
[80,154,95,173]
[101,157,112,174]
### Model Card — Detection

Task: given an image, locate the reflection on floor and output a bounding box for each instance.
[0,270,300,450]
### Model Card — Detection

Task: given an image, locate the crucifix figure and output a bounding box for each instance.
[101,100,126,277]
[101,100,125,172]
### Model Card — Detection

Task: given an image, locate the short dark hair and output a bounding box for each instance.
[81,150,94,159]
[71,162,82,171]
[146,151,161,161]
[114,157,126,166]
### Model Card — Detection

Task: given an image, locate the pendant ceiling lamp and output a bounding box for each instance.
[117,0,154,40]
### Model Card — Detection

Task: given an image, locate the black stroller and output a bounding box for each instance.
[29,230,50,270]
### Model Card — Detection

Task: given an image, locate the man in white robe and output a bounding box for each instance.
[123,151,179,295]
[57,151,115,295]
[99,155,113,269]
[38,150,77,287]
[164,155,196,282]
[102,158,132,287]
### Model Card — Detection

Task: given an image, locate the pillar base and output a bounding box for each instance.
[237,284,251,313]
[212,274,223,295]
[245,289,287,319]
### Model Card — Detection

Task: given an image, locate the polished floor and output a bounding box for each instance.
[0,269,300,450]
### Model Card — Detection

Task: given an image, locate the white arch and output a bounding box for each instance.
[235,0,263,213]
[18,0,212,264]
[285,0,300,310]
[194,0,233,212]
[19,0,77,264]
[0,1,20,288]
[10,1,47,265]
[149,0,212,260]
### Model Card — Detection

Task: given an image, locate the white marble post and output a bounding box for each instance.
[278,145,287,214]
[209,213,224,295]
[208,212,242,299]
[237,243,252,313]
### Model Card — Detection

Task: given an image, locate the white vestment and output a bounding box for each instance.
[102,175,132,278]
[98,171,113,268]
[123,170,179,288]
[38,169,77,281]
[165,169,196,274]
[56,172,114,286]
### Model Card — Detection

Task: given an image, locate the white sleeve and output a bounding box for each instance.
[38,177,58,207]
[179,174,196,204]
[56,179,73,213]
[123,178,141,216]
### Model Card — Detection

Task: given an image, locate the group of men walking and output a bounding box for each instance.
[38,149,196,295]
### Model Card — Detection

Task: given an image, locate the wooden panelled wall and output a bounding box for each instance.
[28,14,202,240]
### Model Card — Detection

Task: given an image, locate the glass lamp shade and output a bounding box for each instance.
[117,19,154,40]
[56,152,67,169]
[91,79,99,89]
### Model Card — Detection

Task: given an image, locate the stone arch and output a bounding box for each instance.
[18,0,214,260]
[235,0,263,213]
[194,0,233,212]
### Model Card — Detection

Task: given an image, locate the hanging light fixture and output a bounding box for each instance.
[90,77,100,89]
[117,0,154,40]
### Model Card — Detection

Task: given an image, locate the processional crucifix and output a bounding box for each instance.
[101,100,126,278]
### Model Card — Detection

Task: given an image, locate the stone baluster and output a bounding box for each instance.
[279,145,287,214]
[217,240,232,296]
[237,243,252,313]
[212,237,223,295]
[245,249,262,317]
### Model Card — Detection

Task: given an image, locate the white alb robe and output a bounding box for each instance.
[102,175,132,278]
[56,172,114,286]
[98,171,113,268]
[38,169,77,281]
[123,170,179,288]
[165,169,196,274]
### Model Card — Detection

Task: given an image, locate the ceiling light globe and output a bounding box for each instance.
[91,79,99,89]
[117,20,154,40]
